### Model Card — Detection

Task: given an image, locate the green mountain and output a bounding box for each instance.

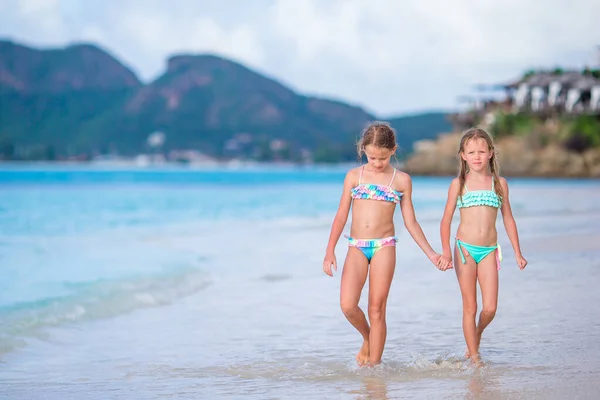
[388,112,452,157]
[0,39,451,162]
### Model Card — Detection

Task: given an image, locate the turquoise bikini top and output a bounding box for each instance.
[351,166,403,204]
[457,177,502,209]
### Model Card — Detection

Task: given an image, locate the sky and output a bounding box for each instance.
[1,0,599,116]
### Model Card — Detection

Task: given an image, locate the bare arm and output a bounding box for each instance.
[325,170,355,255]
[399,174,438,260]
[440,178,459,258]
[322,170,356,276]
[499,177,524,258]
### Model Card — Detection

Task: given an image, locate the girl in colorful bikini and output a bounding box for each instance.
[322,121,450,367]
[439,128,527,367]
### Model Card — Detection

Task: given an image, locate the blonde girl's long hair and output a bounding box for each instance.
[457,128,503,201]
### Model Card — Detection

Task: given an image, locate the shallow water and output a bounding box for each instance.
[1,166,599,399]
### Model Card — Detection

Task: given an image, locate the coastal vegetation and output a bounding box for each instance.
[0,40,450,164]
[405,66,600,177]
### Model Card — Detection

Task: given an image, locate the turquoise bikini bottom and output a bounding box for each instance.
[456,238,502,270]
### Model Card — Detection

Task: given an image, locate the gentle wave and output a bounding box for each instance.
[125,354,553,383]
[0,266,211,357]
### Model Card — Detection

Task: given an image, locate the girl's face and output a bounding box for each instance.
[364,144,396,171]
[461,137,492,172]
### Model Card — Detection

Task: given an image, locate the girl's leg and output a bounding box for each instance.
[454,244,479,364]
[475,251,499,356]
[340,247,371,365]
[366,246,396,365]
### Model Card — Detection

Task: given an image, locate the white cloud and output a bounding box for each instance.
[17,0,58,15]
[80,24,107,45]
[9,0,68,42]
[1,0,599,115]
[70,4,266,82]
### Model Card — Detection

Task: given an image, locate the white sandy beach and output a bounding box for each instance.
[1,168,599,399]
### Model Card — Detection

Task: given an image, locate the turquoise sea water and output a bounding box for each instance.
[1,164,599,399]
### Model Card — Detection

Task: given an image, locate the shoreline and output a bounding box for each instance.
[1,160,600,179]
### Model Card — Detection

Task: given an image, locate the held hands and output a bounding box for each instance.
[429,253,453,271]
[322,252,338,277]
[516,254,528,270]
[438,254,454,271]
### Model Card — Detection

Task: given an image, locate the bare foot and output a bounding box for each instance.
[366,360,382,368]
[356,340,370,366]
[469,354,484,368]
[465,330,483,359]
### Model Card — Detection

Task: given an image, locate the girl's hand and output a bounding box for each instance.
[323,253,338,277]
[439,255,454,271]
[516,254,528,270]
[429,253,447,270]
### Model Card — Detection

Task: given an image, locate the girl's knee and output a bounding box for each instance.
[462,303,477,318]
[340,302,360,318]
[481,304,497,317]
[367,303,386,322]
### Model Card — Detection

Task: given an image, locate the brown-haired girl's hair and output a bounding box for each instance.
[457,127,503,201]
[356,121,398,159]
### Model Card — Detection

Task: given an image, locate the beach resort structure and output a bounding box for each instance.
[504,70,600,114]
[450,65,600,131]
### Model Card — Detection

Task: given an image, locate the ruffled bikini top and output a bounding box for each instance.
[350,166,403,204]
[457,177,502,209]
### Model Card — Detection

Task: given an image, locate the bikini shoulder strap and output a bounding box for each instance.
[358,165,365,185]
[389,168,397,186]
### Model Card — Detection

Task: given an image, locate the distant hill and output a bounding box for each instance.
[0,39,451,162]
[0,40,140,93]
[387,112,452,157]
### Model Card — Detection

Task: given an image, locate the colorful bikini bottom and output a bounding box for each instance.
[344,235,398,262]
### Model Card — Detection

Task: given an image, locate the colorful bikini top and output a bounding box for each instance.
[457,177,502,209]
[350,166,403,204]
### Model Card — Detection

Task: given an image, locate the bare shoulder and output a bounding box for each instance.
[344,166,362,185]
[392,169,412,191]
[348,166,363,179]
[498,176,509,189]
[449,177,461,191]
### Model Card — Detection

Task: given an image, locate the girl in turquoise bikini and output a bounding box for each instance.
[439,128,528,367]
[322,121,450,367]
